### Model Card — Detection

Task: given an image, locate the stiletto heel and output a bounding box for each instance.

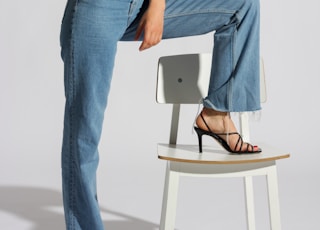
[194,113,262,154]
[194,127,204,153]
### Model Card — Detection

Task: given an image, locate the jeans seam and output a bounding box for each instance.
[165,9,236,19]
[228,26,237,111]
[69,0,78,229]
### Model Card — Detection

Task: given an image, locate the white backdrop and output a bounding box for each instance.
[0,0,319,229]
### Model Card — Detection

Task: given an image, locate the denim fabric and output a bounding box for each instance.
[60,0,260,229]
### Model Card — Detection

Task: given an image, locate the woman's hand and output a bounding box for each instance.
[135,0,165,51]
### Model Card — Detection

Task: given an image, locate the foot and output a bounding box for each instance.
[195,107,260,152]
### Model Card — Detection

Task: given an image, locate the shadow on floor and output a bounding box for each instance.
[0,186,159,230]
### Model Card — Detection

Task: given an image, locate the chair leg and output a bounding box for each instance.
[266,164,282,230]
[244,176,256,230]
[160,162,180,230]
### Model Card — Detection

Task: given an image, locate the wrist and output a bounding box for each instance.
[149,0,166,11]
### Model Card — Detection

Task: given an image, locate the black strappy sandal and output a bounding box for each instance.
[194,113,262,154]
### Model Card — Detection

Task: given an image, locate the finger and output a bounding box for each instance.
[139,39,152,51]
[139,33,162,51]
[139,37,156,51]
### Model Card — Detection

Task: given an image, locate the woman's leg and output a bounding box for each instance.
[167,0,261,152]
[166,0,261,152]
[123,0,261,152]
[60,0,144,229]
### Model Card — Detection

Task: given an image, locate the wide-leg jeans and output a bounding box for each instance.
[60,0,260,229]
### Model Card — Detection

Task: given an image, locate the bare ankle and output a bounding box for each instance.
[202,107,227,117]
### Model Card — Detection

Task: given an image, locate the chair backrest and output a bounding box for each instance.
[156,53,212,104]
[156,53,266,144]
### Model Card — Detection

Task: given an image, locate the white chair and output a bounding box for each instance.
[156,53,290,230]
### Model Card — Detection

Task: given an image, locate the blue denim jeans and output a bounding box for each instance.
[60,0,260,229]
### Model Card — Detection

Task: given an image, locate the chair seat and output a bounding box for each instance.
[158,143,290,164]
